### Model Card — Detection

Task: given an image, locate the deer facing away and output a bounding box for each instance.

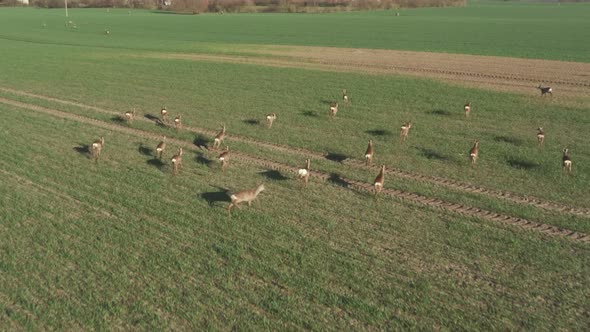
[469,140,479,165]
[537,127,545,147]
[464,102,471,118]
[125,108,136,124]
[329,102,338,118]
[266,113,277,128]
[90,137,104,161]
[156,137,166,159]
[400,122,412,142]
[298,159,311,187]
[161,106,168,123]
[212,125,226,150]
[171,147,183,175]
[373,165,385,195]
[563,148,572,173]
[365,140,374,166]
[218,146,230,172]
[227,183,265,212]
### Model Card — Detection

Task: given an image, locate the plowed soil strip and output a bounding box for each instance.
[1,97,588,244]
[2,86,588,219]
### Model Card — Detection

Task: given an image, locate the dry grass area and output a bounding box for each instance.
[146,45,590,100]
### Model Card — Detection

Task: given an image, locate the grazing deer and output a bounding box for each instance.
[562,148,572,173]
[373,165,385,195]
[464,102,471,118]
[266,113,277,128]
[329,102,338,118]
[536,127,545,147]
[212,125,226,150]
[538,85,552,96]
[174,115,182,130]
[218,146,230,172]
[125,108,136,124]
[227,183,265,212]
[161,106,168,123]
[90,137,105,161]
[400,122,412,142]
[105,29,110,35]
[297,159,311,187]
[156,136,166,159]
[171,148,183,175]
[342,89,349,106]
[364,140,374,166]
[469,139,480,165]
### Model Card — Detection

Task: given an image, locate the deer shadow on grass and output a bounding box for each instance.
[193,134,211,150]
[73,144,91,158]
[494,135,523,146]
[325,152,348,163]
[415,147,449,161]
[144,114,167,127]
[138,143,153,157]
[147,158,166,172]
[110,116,126,125]
[301,110,319,118]
[506,158,539,170]
[428,109,452,117]
[327,173,350,188]
[195,152,213,167]
[258,170,289,181]
[243,119,260,126]
[365,129,393,137]
[320,99,336,105]
[200,186,231,207]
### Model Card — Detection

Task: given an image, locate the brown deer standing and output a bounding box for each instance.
[90,137,105,161]
[297,159,311,187]
[562,148,572,173]
[161,106,168,123]
[125,108,136,124]
[329,102,338,118]
[156,136,166,159]
[227,183,265,213]
[373,165,385,195]
[538,85,552,96]
[469,140,480,166]
[464,102,472,118]
[364,140,374,166]
[266,113,277,128]
[342,89,349,106]
[218,146,230,172]
[171,148,183,175]
[212,125,226,150]
[174,115,182,130]
[536,127,545,147]
[400,122,412,142]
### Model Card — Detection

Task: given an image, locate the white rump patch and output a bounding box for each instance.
[298,169,308,176]
[470,153,476,157]
[230,195,237,201]
[219,157,225,161]
[375,182,382,187]
[565,160,572,165]
[365,154,371,159]
[214,138,220,143]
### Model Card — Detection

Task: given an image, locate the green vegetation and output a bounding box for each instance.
[0,2,589,61]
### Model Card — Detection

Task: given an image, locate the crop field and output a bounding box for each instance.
[1,2,589,330]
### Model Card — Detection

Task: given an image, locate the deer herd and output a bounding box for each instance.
[88,84,572,212]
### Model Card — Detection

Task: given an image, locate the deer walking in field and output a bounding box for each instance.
[266,113,277,128]
[364,140,374,166]
[329,102,339,118]
[342,89,350,106]
[373,165,385,196]
[90,137,105,161]
[171,148,183,175]
[297,159,311,187]
[400,122,412,142]
[125,108,136,124]
[536,127,545,147]
[538,85,552,96]
[469,140,479,166]
[464,102,472,118]
[562,148,572,173]
[212,125,226,150]
[174,115,182,130]
[227,183,265,213]
[161,106,169,123]
[156,136,166,159]
[218,146,230,172]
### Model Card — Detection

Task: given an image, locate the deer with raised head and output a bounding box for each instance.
[329,102,339,118]
[266,113,277,128]
[400,122,412,142]
[161,106,168,123]
[174,115,182,130]
[212,125,226,150]
[469,140,480,165]
[464,102,472,118]
[297,158,311,187]
[536,127,545,147]
[156,136,166,159]
[90,137,105,161]
[125,108,136,124]
[562,148,572,173]
[227,183,265,212]
[171,148,183,175]
[364,140,374,166]
[342,89,349,106]
[373,165,385,195]
[218,146,230,172]
[538,85,552,96]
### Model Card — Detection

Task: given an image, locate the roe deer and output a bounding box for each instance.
[538,85,552,96]
[329,102,338,118]
[373,165,385,195]
[464,102,471,118]
[171,148,183,175]
[161,106,168,123]
[212,125,226,150]
[125,108,136,124]
[469,140,480,165]
[365,140,374,166]
[562,148,572,173]
[156,136,166,159]
[227,183,265,212]
[174,115,182,130]
[536,127,545,147]
[266,113,277,128]
[218,146,230,172]
[400,122,412,142]
[342,89,349,106]
[90,136,105,161]
[297,159,311,187]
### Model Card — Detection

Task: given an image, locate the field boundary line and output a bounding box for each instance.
[1,86,588,218]
[1,96,588,244]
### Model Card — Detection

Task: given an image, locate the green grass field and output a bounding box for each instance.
[0,2,589,330]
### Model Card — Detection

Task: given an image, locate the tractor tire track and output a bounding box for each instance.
[1,86,588,219]
[1,96,588,244]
